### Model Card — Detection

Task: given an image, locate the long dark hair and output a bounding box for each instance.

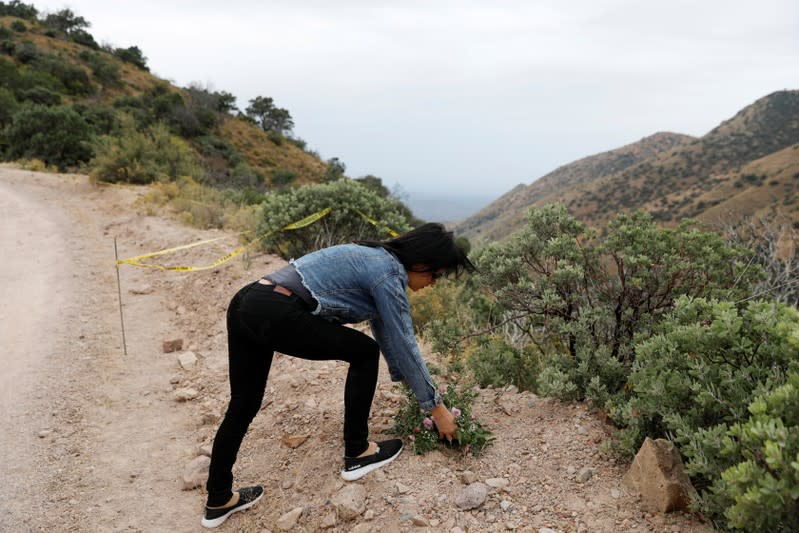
[359,223,476,276]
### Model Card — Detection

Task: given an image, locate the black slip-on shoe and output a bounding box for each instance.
[341,439,403,481]
[201,485,264,528]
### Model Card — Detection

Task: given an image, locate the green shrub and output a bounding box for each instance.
[608,297,799,526]
[90,120,201,184]
[270,168,296,187]
[257,179,412,259]
[10,20,26,32]
[16,86,61,105]
[613,297,799,455]
[0,25,11,39]
[711,372,799,531]
[458,205,759,403]
[0,86,18,127]
[13,40,37,62]
[6,104,93,169]
[468,336,539,392]
[33,55,92,95]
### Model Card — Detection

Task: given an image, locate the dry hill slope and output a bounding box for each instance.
[457,90,799,241]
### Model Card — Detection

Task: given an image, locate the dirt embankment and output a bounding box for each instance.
[0,166,711,532]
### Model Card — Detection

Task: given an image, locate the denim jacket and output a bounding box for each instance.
[292,244,442,410]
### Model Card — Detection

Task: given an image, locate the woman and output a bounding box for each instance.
[201,223,475,528]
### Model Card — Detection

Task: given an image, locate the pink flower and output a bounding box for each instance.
[414,427,421,433]
[409,435,415,442]
[423,417,434,430]
[451,407,462,417]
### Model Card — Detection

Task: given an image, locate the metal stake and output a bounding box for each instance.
[114,237,128,355]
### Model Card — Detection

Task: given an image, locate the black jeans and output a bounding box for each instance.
[205,281,379,506]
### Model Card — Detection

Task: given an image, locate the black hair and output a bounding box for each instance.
[358,222,476,277]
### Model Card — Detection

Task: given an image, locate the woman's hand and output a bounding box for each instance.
[430,403,457,442]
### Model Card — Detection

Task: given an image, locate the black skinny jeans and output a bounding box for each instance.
[206,281,379,506]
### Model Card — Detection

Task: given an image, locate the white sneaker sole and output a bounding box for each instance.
[201,490,264,528]
[340,443,403,481]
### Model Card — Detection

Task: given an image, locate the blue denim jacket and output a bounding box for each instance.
[292,244,442,410]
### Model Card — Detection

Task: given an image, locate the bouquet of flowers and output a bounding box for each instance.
[393,384,494,456]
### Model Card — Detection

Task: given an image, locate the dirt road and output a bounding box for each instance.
[0,166,205,531]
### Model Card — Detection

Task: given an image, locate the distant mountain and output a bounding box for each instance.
[456,90,799,242]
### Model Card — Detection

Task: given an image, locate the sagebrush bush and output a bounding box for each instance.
[444,205,760,403]
[468,336,540,392]
[712,372,799,531]
[90,120,201,184]
[6,104,93,169]
[608,296,799,527]
[257,179,412,259]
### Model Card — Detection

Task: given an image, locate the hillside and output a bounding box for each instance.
[456,132,693,241]
[457,90,799,241]
[0,6,328,189]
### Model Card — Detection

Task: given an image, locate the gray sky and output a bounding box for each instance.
[33,0,799,197]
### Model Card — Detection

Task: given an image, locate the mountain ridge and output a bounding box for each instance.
[456,90,799,242]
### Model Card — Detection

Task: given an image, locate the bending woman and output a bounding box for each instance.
[201,222,475,528]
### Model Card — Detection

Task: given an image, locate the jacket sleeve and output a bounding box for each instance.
[369,275,442,410]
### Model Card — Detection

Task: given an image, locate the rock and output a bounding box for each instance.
[500,500,513,511]
[611,488,622,499]
[540,529,557,533]
[281,434,310,448]
[276,507,303,530]
[163,339,183,353]
[129,284,153,295]
[320,510,337,528]
[181,455,210,490]
[177,351,198,370]
[623,437,697,512]
[199,442,213,457]
[506,523,518,530]
[363,509,375,520]
[37,429,52,438]
[174,388,199,402]
[332,484,366,520]
[461,470,477,484]
[486,477,510,490]
[395,482,411,494]
[412,515,430,526]
[576,467,594,483]
[455,482,489,510]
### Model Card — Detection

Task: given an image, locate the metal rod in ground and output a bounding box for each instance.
[114,237,128,355]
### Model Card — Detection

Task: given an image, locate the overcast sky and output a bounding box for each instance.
[33,0,799,198]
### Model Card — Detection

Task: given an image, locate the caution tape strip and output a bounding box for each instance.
[116,206,396,272]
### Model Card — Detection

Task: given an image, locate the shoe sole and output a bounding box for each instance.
[340,443,403,481]
[201,490,264,528]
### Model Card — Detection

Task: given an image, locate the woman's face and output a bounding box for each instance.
[407,265,445,292]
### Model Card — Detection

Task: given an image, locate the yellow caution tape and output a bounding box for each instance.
[116,206,397,272]
[354,209,399,237]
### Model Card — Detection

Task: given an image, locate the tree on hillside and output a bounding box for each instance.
[245,96,293,135]
[42,8,89,34]
[0,1,38,20]
[112,45,148,71]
